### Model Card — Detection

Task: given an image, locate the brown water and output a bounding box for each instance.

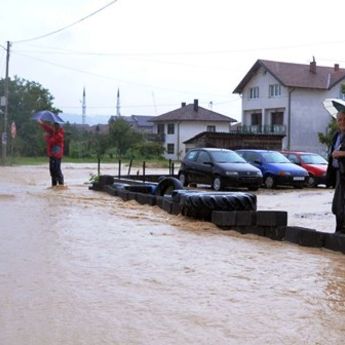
[1,164,345,345]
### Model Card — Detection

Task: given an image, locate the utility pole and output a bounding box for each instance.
[116,88,121,117]
[82,87,86,125]
[2,41,10,164]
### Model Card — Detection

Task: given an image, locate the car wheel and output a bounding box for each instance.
[307,175,316,187]
[264,175,275,189]
[178,172,189,187]
[212,176,222,191]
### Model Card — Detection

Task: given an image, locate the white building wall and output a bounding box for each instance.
[241,67,289,127]
[240,66,345,156]
[161,121,230,160]
[289,89,335,155]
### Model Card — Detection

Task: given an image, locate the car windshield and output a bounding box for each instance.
[261,151,291,163]
[300,154,327,164]
[210,150,246,163]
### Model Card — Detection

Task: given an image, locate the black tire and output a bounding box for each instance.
[112,182,130,190]
[124,184,156,194]
[212,176,223,191]
[264,175,276,189]
[181,192,257,213]
[154,177,184,196]
[98,175,114,186]
[306,175,316,187]
[178,172,189,187]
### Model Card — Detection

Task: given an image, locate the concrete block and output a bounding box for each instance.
[103,185,118,196]
[256,211,288,227]
[324,233,345,254]
[212,211,237,227]
[263,226,286,241]
[135,193,156,206]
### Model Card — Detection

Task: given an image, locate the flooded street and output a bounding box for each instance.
[1,164,345,345]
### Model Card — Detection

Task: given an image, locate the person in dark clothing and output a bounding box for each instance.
[39,120,64,186]
[327,111,345,233]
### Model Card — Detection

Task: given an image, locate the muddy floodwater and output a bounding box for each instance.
[1,164,345,345]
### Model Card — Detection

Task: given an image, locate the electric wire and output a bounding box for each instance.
[12,51,232,98]
[12,0,118,44]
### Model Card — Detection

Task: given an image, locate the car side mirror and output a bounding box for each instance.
[254,159,262,164]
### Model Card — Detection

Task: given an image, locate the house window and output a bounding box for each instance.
[251,113,262,126]
[207,125,216,132]
[249,86,259,99]
[269,84,281,97]
[167,123,175,134]
[167,143,174,154]
[157,123,164,134]
[271,112,283,125]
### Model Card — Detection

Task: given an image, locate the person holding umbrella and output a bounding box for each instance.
[324,99,345,233]
[34,111,65,187]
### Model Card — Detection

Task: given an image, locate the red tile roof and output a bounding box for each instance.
[152,103,236,123]
[233,59,345,93]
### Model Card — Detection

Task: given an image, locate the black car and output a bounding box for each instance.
[178,148,263,191]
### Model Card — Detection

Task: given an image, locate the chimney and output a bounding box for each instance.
[181,102,186,107]
[334,63,340,71]
[193,99,198,112]
[310,56,316,74]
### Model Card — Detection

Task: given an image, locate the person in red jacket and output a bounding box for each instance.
[39,120,64,186]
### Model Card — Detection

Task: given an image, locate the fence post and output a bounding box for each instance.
[127,159,133,176]
[143,161,146,183]
[118,159,121,180]
[97,156,100,176]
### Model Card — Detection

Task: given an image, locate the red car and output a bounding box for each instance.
[280,151,328,187]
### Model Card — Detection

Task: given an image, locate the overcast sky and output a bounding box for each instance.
[1,0,345,122]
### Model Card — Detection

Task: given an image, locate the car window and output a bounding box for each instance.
[261,151,290,163]
[185,150,199,161]
[197,151,211,163]
[211,150,246,163]
[287,154,299,164]
[240,151,259,163]
[300,154,327,164]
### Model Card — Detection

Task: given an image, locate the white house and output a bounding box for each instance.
[151,100,236,160]
[233,59,345,155]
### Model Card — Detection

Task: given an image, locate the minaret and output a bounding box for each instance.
[82,87,86,125]
[116,88,121,117]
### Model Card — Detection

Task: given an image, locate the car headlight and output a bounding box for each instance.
[256,171,263,177]
[225,171,239,176]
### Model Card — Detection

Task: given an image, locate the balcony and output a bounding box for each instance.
[230,124,286,135]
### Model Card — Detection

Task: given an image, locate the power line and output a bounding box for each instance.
[13,0,118,44]
[12,51,231,98]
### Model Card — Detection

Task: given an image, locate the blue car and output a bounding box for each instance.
[236,149,309,189]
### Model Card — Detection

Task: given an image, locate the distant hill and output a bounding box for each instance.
[61,113,110,125]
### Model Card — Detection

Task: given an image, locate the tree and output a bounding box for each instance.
[109,117,143,158]
[0,76,60,156]
[318,117,337,150]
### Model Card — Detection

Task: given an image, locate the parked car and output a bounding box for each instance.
[280,151,328,187]
[236,149,309,189]
[178,148,263,191]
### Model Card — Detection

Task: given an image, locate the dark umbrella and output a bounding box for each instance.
[32,110,64,123]
[323,98,345,118]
